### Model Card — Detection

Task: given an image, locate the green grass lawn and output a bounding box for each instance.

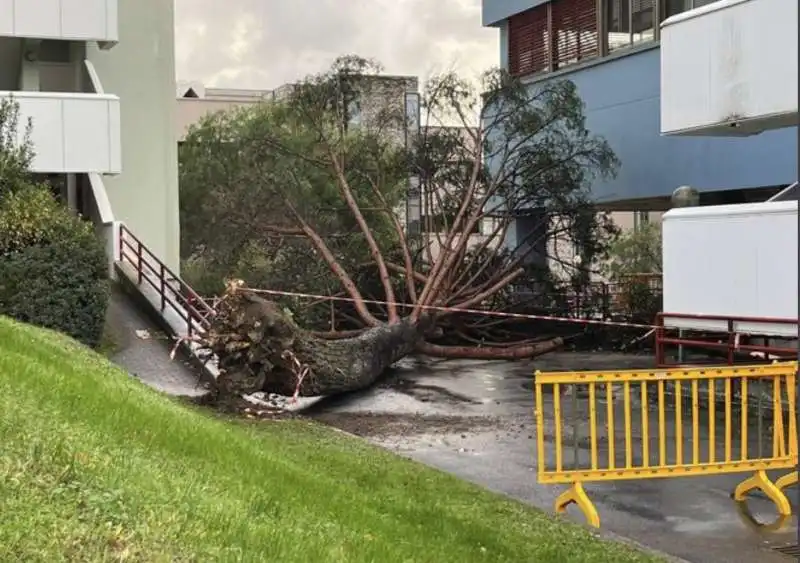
[0,315,662,563]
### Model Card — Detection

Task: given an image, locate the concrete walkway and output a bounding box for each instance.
[105,287,209,397]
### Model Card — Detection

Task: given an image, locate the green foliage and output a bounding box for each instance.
[178,64,408,328]
[0,97,33,190]
[179,56,622,333]
[604,223,662,322]
[605,223,662,280]
[0,99,109,348]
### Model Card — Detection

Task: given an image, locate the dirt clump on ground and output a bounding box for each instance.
[310,411,501,439]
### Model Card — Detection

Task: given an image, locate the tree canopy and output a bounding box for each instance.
[180,55,620,381]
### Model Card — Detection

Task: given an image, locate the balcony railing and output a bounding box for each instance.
[660,0,798,136]
[0,0,118,46]
[2,91,121,174]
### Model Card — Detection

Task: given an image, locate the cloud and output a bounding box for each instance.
[174,0,498,90]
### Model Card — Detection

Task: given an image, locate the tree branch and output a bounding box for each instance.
[282,193,380,327]
[326,148,400,323]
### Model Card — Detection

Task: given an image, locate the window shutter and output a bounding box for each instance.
[508,6,550,76]
[551,0,599,69]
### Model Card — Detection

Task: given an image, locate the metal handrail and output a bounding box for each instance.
[655,312,797,367]
[117,224,214,337]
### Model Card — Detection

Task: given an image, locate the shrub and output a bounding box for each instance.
[604,222,662,322]
[0,97,33,190]
[0,183,109,348]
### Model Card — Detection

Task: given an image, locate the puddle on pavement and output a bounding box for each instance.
[389,378,481,405]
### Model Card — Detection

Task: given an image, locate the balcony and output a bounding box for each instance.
[3,91,121,174]
[0,0,118,46]
[660,0,798,136]
[662,200,797,336]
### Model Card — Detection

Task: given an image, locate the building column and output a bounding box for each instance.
[66,174,78,214]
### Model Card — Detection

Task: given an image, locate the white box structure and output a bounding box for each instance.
[662,201,798,336]
[660,0,798,136]
[4,91,121,174]
[0,0,117,44]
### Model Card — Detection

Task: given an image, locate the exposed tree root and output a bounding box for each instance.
[202,283,424,398]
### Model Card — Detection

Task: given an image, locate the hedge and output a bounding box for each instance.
[0,183,109,348]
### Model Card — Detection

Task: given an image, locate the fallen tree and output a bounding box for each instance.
[204,281,562,398]
[180,56,619,397]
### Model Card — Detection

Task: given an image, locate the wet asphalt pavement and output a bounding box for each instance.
[310,353,798,563]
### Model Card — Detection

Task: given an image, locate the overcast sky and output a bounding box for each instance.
[173,0,498,90]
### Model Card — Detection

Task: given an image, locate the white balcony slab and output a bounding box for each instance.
[662,200,798,336]
[0,0,117,45]
[660,0,798,136]
[2,91,121,174]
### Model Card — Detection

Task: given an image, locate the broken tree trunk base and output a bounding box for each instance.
[203,285,423,398]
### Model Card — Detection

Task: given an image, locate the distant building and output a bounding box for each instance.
[176,75,419,142]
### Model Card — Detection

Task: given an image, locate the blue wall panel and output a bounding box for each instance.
[526,47,797,203]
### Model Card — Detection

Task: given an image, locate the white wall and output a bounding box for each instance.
[0,0,117,43]
[86,0,180,272]
[3,91,121,173]
[661,0,798,135]
[662,201,798,335]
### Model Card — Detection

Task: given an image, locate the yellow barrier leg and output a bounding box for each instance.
[733,470,792,516]
[554,482,600,528]
[775,471,799,492]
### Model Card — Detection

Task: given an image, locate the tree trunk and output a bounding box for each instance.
[204,288,422,398]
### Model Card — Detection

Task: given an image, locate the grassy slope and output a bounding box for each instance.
[0,316,661,563]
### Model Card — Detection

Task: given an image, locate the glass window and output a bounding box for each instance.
[604,0,657,53]
[606,0,631,52]
[664,0,717,19]
[631,0,655,45]
[346,97,361,129]
[663,0,689,18]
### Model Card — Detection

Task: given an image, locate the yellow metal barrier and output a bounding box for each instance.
[533,362,798,528]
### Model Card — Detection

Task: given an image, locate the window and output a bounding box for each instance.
[633,211,650,230]
[605,0,655,52]
[347,98,361,128]
[508,5,550,76]
[664,0,718,19]
[552,0,600,67]
[507,0,718,78]
[508,0,598,77]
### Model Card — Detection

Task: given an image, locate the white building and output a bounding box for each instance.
[659,0,798,339]
[0,0,181,271]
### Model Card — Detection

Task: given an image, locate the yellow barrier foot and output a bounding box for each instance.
[775,471,798,492]
[554,482,600,528]
[733,470,792,517]
[734,500,791,533]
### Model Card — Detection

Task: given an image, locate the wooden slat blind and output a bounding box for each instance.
[508,0,599,78]
[551,0,599,69]
[508,5,550,76]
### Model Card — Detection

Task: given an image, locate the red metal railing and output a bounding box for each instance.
[655,311,797,367]
[118,224,214,337]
